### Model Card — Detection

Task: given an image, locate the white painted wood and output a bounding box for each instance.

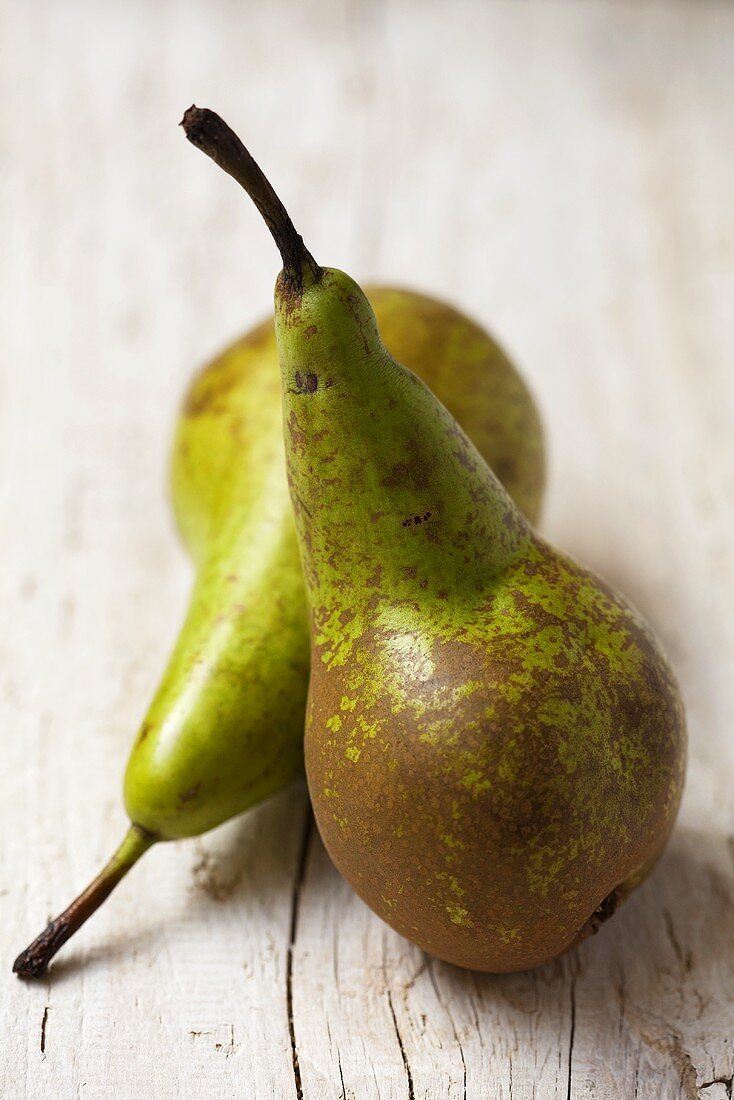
[1,0,733,1096]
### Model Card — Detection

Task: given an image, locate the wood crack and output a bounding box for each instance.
[386,988,415,1100]
[426,957,467,1099]
[459,1038,468,1100]
[566,977,576,1100]
[40,1006,49,1056]
[286,803,313,1100]
[700,1074,734,1098]
[337,1050,347,1100]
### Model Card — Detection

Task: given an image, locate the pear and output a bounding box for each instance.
[12,145,544,981]
[183,108,686,972]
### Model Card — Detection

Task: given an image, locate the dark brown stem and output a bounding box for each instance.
[180,105,322,293]
[13,825,155,979]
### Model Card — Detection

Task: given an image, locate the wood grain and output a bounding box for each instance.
[1,0,732,1096]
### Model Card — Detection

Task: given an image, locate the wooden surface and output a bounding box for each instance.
[2,0,733,1096]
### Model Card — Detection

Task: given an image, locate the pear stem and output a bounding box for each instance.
[13,824,156,979]
[180,105,322,293]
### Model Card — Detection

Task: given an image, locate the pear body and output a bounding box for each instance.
[277,271,686,973]
[124,287,545,840]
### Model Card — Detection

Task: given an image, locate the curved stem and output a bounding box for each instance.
[13,824,156,979]
[180,105,322,293]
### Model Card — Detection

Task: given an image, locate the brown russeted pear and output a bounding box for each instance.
[184,107,686,972]
[12,129,545,980]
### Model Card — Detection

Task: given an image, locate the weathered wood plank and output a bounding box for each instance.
[1,1,732,1097]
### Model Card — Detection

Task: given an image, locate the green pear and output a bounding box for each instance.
[13,145,545,981]
[182,108,686,972]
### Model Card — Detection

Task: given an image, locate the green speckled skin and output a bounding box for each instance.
[277,269,686,973]
[123,287,546,840]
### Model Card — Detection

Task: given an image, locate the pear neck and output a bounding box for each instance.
[277,276,530,610]
[275,268,387,395]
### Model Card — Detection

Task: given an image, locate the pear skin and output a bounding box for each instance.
[181,108,686,973]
